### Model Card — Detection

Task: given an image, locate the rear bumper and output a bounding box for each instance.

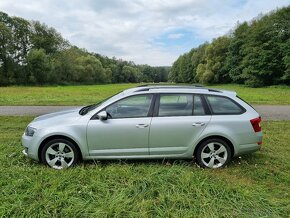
[234,143,261,156]
[234,130,262,156]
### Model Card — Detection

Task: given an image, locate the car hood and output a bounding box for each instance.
[30,107,82,128]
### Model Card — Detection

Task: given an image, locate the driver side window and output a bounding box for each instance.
[106,95,153,119]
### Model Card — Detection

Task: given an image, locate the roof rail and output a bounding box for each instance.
[137,84,150,87]
[191,84,204,87]
[208,88,222,93]
[134,84,222,93]
[136,83,204,88]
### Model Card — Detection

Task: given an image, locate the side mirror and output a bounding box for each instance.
[97,111,108,120]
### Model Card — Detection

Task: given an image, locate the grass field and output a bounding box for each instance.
[0,84,289,106]
[0,116,289,217]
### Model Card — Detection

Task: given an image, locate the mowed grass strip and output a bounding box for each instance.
[0,84,136,106]
[0,84,289,105]
[0,116,289,217]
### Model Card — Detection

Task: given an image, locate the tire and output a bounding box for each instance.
[195,138,232,169]
[40,138,80,169]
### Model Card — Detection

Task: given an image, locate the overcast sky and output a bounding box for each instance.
[1,0,289,66]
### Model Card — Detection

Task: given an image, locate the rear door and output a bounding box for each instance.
[149,93,211,155]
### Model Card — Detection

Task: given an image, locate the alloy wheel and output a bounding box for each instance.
[45,142,75,169]
[200,142,228,168]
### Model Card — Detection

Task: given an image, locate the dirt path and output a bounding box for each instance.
[0,105,289,120]
[252,105,290,121]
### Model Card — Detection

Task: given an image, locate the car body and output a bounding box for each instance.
[22,85,262,169]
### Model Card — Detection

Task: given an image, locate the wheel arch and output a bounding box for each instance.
[38,135,83,162]
[193,135,235,158]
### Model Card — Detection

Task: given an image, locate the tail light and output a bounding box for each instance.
[250,117,262,132]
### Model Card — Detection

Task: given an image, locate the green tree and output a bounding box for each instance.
[121,65,140,83]
[172,6,290,87]
[178,53,193,83]
[225,22,249,83]
[192,43,208,82]
[281,38,290,84]
[104,68,112,83]
[204,36,231,83]
[169,56,183,82]
[52,47,85,84]
[74,55,106,83]
[11,17,32,83]
[0,22,12,85]
[31,21,69,54]
[26,49,52,84]
[240,7,289,86]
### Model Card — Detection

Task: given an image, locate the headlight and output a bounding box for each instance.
[25,126,37,137]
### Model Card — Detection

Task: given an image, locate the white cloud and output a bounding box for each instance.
[168,33,184,39]
[0,0,289,66]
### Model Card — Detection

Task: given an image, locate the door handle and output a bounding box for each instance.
[136,124,149,128]
[192,122,205,127]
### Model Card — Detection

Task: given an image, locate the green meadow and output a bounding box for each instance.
[0,116,289,217]
[0,84,289,105]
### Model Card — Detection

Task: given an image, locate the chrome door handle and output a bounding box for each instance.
[192,122,205,127]
[136,124,149,128]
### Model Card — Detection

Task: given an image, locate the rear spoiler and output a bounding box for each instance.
[221,90,237,96]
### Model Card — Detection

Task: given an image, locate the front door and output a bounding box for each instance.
[87,94,154,157]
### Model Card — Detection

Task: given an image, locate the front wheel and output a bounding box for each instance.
[41,139,79,169]
[196,138,232,168]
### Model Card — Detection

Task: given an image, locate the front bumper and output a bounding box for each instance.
[21,133,39,161]
[22,147,28,156]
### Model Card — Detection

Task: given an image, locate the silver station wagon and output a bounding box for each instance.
[22,85,262,169]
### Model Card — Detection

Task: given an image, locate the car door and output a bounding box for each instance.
[149,93,211,155]
[87,94,154,157]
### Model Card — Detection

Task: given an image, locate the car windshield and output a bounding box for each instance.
[79,91,124,115]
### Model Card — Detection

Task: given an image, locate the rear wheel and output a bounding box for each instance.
[196,138,231,168]
[41,139,79,169]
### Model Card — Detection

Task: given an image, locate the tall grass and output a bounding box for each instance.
[0,117,289,217]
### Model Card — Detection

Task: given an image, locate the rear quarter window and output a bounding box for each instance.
[206,95,244,115]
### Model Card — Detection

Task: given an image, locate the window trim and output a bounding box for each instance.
[194,94,210,116]
[91,93,155,120]
[204,94,246,115]
[91,92,245,119]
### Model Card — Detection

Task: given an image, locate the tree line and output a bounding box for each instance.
[0,12,169,86]
[169,6,290,87]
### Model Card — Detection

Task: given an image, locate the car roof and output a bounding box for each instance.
[123,85,237,97]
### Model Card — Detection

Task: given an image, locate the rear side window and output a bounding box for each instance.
[158,94,193,116]
[206,95,244,115]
